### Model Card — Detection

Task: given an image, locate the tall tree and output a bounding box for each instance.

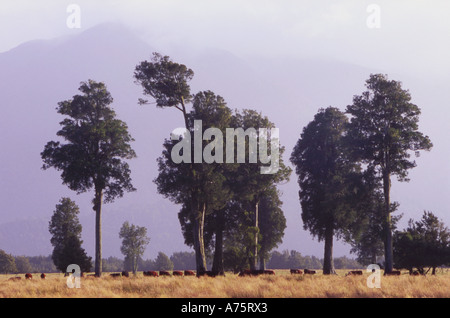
[231,109,291,270]
[291,107,361,274]
[346,74,433,273]
[154,91,233,274]
[41,80,136,277]
[134,53,215,273]
[119,221,150,275]
[48,198,92,273]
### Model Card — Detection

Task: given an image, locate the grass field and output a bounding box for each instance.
[1,269,449,298]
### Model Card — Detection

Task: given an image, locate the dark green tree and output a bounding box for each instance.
[0,250,17,274]
[48,198,92,273]
[119,221,150,275]
[291,107,361,274]
[394,211,450,274]
[230,109,291,270]
[154,252,174,271]
[346,74,433,273]
[41,80,136,277]
[135,53,213,273]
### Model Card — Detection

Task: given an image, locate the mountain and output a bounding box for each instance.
[0,23,446,261]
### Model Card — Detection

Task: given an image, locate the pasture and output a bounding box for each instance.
[0,269,449,298]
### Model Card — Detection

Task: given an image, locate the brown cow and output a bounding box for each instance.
[304,269,316,275]
[197,270,219,277]
[385,270,401,276]
[121,271,129,278]
[40,273,46,279]
[290,269,303,275]
[25,273,33,280]
[143,270,159,277]
[159,270,171,276]
[346,270,363,276]
[172,270,183,276]
[184,270,196,276]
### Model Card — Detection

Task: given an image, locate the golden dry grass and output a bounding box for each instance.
[0,270,449,298]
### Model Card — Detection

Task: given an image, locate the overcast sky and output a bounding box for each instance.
[1,0,450,78]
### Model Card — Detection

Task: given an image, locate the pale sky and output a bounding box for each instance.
[1,0,450,77]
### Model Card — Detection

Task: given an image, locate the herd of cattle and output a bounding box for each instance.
[7,269,405,280]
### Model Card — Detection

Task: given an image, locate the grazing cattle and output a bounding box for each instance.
[262,270,275,275]
[304,269,316,275]
[184,270,196,276]
[143,271,159,277]
[25,273,33,280]
[345,270,363,276]
[159,270,171,276]
[238,269,252,277]
[172,270,183,276]
[9,277,21,281]
[121,271,129,278]
[197,270,219,277]
[290,269,303,275]
[385,270,401,276]
[110,273,122,278]
[40,273,46,279]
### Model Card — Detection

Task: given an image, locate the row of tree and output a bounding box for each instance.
[290,74,434,274]
[41,53,292,276]
[40,51,444,276]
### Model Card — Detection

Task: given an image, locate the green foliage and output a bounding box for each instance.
[42,80,136,276]
[290,107,362,274]
[0,250,17,274]
[134,52,194,110]
[154,252,174,271]
[48,198,92,273]
[41,80,136,202]
[394,211,450,274]
[119,221,150,274]
[346,74,433,182]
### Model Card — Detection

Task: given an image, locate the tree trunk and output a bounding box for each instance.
[323,225,336,275]
[193,202,207,274]
[94,188,103,277]
[371,249,377,265]
[212,211,225,275]
[383,171,394,273]
[259,252,266,271]
[250,200,259,271]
